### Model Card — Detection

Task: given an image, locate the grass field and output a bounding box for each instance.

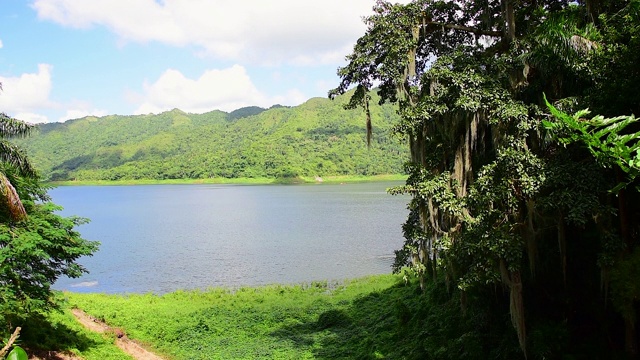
[17,272,519,359]
[64,275,405,359]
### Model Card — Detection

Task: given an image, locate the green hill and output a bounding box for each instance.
[17,92,408,182]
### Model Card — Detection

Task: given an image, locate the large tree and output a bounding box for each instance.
[332,0,639,357]
[0,87,98,332]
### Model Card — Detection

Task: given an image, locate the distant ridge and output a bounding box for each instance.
[17,92,408,182]
[227,106,266,120]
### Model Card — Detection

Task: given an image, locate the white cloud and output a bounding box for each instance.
[59,107,108,122]
[133,65,304,114]
[273,89,307,107]
[0,64,55,122]
[32,0,376,65]
[15,112,49,124]
[0,39,3,49]
[0,65,108,123]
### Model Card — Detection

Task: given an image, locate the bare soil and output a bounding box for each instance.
[27,349,82,360]
[70,309,165,360]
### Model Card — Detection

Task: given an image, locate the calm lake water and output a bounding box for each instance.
[50,182,408,294]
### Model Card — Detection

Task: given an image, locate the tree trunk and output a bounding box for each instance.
[504,0,516,42]
[625,317,638,358]
[501,260,527,357]
[616,167,638,357]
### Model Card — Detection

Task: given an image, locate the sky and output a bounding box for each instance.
[0,0,400,123]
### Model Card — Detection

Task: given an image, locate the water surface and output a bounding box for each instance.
[50,182,408,293]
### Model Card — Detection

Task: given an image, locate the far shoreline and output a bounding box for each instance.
[45,174,407,186]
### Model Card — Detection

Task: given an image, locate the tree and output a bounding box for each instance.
[332,0,639,357]
[0,85,99,333]
[0,107,36,222]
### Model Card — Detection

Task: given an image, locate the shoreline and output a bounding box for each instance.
[46,174,407,186]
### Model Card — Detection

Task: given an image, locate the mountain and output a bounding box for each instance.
[17,92,409,181]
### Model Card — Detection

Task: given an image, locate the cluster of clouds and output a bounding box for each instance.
[0,0,387,122]
[0,64,107,123]
[31,0,373,65]
[132,65,307,114]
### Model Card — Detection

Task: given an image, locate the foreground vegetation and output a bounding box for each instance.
[13,274,526,360]
[0,106,98,357]
[329,0,640,357]
[13,308,131,360]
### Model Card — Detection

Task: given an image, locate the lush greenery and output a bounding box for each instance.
[16,93,408,182]
[58,274,521,360]
[330,0,640,358]
[0,108,99,355]
[6,308,132,360]
[47,174,407,186]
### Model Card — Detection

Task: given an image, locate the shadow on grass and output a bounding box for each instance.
[270,282,430,360]
[270,279,525,360]
[15,312,101,355]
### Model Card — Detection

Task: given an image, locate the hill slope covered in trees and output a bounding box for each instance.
[17,92,408,182]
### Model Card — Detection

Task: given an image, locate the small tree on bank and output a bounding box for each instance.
[0,88,99,332]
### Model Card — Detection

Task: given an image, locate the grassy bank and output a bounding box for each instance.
[18,273,520,359]
[15,308,132,359]
[64,275,404,359]
[57,274,520,360]
[47,174,407,186]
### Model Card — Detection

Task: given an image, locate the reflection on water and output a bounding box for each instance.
[51,182,408,294]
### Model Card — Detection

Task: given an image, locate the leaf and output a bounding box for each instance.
[6,346,28,360]
[611,181,627,193]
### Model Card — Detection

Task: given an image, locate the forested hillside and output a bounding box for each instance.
[17,92,407,181]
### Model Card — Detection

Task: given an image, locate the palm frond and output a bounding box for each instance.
[0,113,34,138]
[0,172,27,221]
[0,140,38,178]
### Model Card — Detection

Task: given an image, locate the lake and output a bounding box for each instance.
[49,182,409,294]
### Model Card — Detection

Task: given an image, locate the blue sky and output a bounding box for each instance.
[0,0,394,123]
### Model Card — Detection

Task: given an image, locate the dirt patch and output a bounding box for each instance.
[71,309,164,360]
[27,349,82,360]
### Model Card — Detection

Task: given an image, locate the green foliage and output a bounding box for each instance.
[334,0,640,357]
[0,110,99,336]
[0,200,99,323]
[610,247,640,321]
[544,98,640,188]
[13,309,133,359]
[65,274,527,360]
[16,94,408,182]
[4,346,26,360]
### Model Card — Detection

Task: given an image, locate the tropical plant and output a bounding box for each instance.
[332,0,639,357]
[544,100,640,357]
[0,85,99,334]
[0,109,36,221]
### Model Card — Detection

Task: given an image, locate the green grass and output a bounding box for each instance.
[63,275,421,360]
[15,308,133,360]
[14,273,521,359]
[46,174,407,186]
[61,274,519,360]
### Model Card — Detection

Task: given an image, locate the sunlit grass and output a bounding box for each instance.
[64,274,409,359]
[18,308,133,360]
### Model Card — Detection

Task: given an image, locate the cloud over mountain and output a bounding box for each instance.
[32,0,374,65]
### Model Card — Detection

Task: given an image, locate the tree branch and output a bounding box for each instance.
[0,327,22,357]
[423,19,502,37]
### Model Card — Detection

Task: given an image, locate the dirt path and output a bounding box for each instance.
[28,349,82,360]
[71,309,165,360]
